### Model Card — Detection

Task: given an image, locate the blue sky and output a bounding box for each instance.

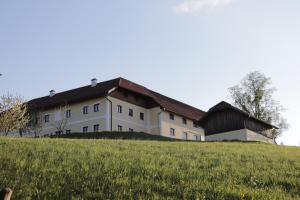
[0,0,299,145]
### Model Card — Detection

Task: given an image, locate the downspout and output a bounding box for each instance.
[105,87,118,132]
[157,107,165,135]
[105,96,113,131]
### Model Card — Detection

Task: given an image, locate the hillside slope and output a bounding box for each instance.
[0,138,299,200]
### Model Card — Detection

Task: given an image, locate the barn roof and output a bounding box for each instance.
[199,101,278,129]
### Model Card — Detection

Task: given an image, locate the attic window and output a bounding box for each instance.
[135,96,139,102]
[169,113,174,120]
[193,122,199,128]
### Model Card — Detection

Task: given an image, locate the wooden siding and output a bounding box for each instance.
[202,110,246,135]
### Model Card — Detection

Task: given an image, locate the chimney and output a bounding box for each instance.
[91,78,97,87]
[49,90,55,97]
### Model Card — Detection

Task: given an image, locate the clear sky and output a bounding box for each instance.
[0,0,299,145]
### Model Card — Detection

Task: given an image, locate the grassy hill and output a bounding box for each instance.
[0,138,299,200]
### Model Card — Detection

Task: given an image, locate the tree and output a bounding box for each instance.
[28,110,43,137]
[229,71,289,141]
[0,93,30,136]
[51,105,69,135]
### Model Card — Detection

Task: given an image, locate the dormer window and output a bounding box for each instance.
[169,113,174,120]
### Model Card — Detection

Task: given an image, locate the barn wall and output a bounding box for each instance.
[203,110,246,135]
[205,129,274,143]
[246,129,274,144]
[205,129,247,141]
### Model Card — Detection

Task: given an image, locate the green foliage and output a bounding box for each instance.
[0,138,299,199]
[229,71,289,139]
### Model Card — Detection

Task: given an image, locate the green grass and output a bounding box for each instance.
[0,138,299,200]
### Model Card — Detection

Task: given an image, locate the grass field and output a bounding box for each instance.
[0,138,299,200]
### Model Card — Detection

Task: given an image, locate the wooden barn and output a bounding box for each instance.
[198,101,278,143]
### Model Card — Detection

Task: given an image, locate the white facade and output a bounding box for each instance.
[34,96,204,141]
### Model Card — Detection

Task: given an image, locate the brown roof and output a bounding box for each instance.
[199,101,278,129]
[28,77,205,121]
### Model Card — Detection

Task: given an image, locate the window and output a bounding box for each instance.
[169,113,174,120]
[118,125,123,132]
[83,106,89,114]
[182,132,188,140]
[66,130,71,134]
[140,112,144,120]
[94,104,100,112]
[83,126,88,133]
[129,109,133,117]
[129,128,134,132]
[193,122,198,128]
[194,135,200,141]
[123,92,129,98]
[170,128,175,136]
[55,131,61,135]
[117,105,122,113]
[94,124,100,132]
[182,118,187,125]
[66,110,71,118]
[44,115,50,123]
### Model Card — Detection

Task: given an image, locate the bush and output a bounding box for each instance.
[48,131,183,141]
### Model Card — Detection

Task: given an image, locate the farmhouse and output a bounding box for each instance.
[28,78,205,141]
[24,77,277,143]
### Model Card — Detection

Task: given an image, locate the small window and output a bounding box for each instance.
[44,115,50,123]
[66,110,71,118]
[83,106,89,115]
[182,132,188,140]
[134,96,139,102]
[117,105,122,113]
[83,126,88,133]
[94,104,100,112]
[118,125,123,132]
[193,122,198,128]
[170,128,175,136]
[129,128,134,132]
[94,124,100,132]
[140,112,144,120]
[55,131,61,135]
[169,113,174,120]
[129,109,133,117]
[182,118,187,125]
[66,130,71,134]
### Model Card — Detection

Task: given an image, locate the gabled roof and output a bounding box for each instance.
[28,77,205,121]
[199,101,278,129]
